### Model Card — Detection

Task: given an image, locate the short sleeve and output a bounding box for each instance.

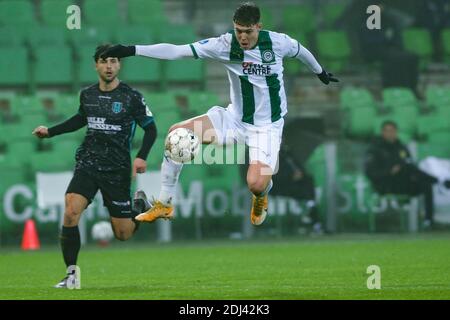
[280,33,301,58]
[131,92,154,129]
[190,33,230,60]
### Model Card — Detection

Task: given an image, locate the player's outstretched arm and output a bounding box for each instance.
[295,44,339,85]
[101,44,194,60]
[32,114,87,139]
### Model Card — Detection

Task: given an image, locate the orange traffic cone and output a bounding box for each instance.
[21,219,40,250]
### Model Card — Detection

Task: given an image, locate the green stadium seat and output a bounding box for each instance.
[84,0,121,27]
[41,0,74,27]
[322,3,346,28]
[427,132,450,145]
[442,28,450,64]
[435,108,450,126]
[30,150,64,172]
[187,91,221,115]
[11,95,44,116]
[165,60,204,83]
[127,0,167,27]
[0,168,26,195]
[34,45,72,85]
[0,0,36,27]
[259,7,276,30]
[21,114,48,132]
[0,93,19,123]
[0,92,16,100]
[6,140,36,165]
[34,92,65,122]
[402,28,433,70]
[52,139,78,169]
[69,26,113,49]
[0,46,29,86]
[78,45,99,84]
[0,26,25,47]
[397,131,413,144]
[346,107,376,137]
[154,110,182,133]
[417,114,449,138]
[116,25,155,44]
[26,26,67,48]
[391,106,418,136]
[55,94,80,117]
[121,56,161,83]
[2,121,36,142]
[316,31,351,73]
[143,92,178,114]
[340,87,376,110]
[382,87,418,109]
[425,86,450,109]
[417,143,450,160]
[158,24,198,44]
[282,5,315,34]
[0,92,15,111]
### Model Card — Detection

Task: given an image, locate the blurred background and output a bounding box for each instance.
[1,0,450,247]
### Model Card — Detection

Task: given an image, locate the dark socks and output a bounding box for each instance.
[60,226,81,269]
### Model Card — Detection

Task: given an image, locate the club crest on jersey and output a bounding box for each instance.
[112,102,123,113]
[262,50,275,63]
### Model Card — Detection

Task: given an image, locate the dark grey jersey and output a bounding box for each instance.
[75,82,154,171]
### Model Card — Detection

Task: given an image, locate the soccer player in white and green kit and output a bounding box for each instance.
[102,2,338,226]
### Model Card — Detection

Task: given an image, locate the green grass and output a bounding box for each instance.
[1,234,450,299]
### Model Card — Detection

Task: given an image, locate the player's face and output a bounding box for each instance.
[382,124,398,143]
[96,57,120,83]
[233,22,262,50]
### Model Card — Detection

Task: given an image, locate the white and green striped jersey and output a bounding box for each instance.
[190,30,305,126]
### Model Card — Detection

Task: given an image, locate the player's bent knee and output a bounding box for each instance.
[65,202,82,219]
[114,230,132,241]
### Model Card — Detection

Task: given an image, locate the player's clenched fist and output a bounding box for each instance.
[32,126,49,138]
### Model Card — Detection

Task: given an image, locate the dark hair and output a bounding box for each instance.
[233,2,260,26]
[93,43,119,62]
[382,120,397,129]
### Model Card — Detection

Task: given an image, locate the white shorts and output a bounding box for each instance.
[206,105,284,174]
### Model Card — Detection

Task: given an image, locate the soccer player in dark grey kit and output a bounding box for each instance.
[32,44,157,288]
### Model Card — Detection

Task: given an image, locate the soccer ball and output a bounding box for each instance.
[164,128,200,163]
[91,221,114,245]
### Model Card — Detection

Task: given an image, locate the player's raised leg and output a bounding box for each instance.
[135,114,218,223]
[247,161,273,226]
[55,193,88,288]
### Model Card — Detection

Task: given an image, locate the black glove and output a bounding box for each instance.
[317,69,339,85]
[100,44,136,59]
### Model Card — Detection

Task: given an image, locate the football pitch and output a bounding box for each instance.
[1,234,449,300]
